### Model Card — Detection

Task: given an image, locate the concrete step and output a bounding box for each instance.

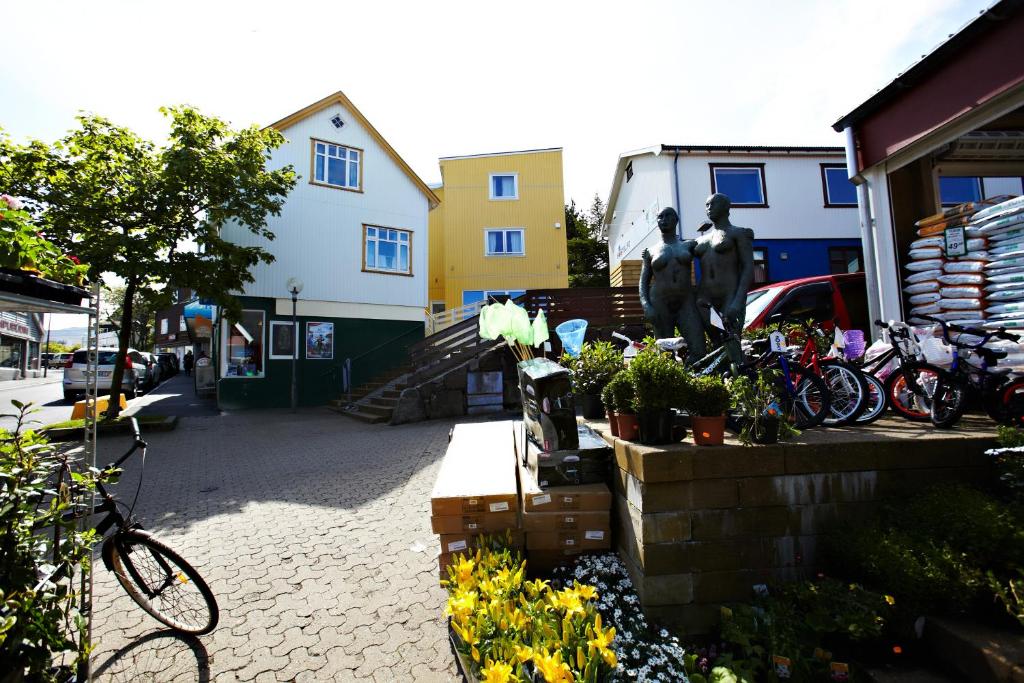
[368,396,397,408]
[382,389,402,399]
[923,617,1024,683]
[327,405,389,424]
[359,402,393,418]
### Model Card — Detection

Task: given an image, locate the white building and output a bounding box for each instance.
[603,145,862,287]
[218,91,439,409]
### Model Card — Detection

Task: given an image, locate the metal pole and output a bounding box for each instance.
[291,290,298,412]
[44,314,51,377]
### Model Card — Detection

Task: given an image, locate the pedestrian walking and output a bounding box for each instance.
[184,350,194,377]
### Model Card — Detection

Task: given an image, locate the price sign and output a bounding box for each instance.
[769,330,787,353]
[945,226,967,257]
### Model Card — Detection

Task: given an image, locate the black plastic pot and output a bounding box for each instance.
[752,416,780,444]
[579,393,604,419]
[637,408,675,445]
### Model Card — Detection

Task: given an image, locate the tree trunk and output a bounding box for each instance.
[107,276,137,419]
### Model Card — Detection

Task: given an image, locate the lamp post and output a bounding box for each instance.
[286,278,303,412]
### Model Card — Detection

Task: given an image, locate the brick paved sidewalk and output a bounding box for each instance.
[88,409,461,682]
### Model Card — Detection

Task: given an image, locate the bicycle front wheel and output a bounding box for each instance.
[108,529,219,635]
[776,365,831,429]
[819,360,868,426]
[884,362,942,422]
[930,370,966,429]
[855,371,888,424]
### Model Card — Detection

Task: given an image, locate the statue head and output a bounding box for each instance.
[705,193,731,221]
[656,207,679,234]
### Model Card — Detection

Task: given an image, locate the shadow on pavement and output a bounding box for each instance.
[131,374,218,418]
[91,629,210,682]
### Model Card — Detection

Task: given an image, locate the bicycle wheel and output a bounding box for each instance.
[884,362,942,422]
[929,370,966,429]
[107,529,219,635]
[854,371,888,424]
[776,364,831,429]
[819,360,868,426]
[998,377,1024,426]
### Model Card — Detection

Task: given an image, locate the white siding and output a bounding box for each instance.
[607,154,673,264]
[222,103,429,319]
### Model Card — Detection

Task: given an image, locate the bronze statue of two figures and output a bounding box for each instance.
[638,193,754,365]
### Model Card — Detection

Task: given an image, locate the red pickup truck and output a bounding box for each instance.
[743,272,870,333]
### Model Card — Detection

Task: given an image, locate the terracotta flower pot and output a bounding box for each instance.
[616,412,639,441]
[691,415,726,446]
[606,408,620,437]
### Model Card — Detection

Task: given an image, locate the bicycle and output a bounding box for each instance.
[70,418,219,635]
[915,315,1024,429]
[869,320,943,422]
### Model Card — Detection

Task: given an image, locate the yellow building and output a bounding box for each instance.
[428,148,568,319]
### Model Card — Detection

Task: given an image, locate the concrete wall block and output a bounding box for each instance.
[644,603,721,636]
[427,388,466,419]
[389,388,426,425]
[614,468,738,512]
[692,567,810,604]
[443,368,468,390]
[690,507,791,541]
[737,471,881,507]
[690,449,786,480]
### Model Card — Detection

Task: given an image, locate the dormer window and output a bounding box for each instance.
[489,173,518,200]
[312,139,362,191]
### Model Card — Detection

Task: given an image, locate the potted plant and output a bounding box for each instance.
[561,340,622,419]
[630,342,686,445]
[608,369,639,441]
[600,378,619,437]
[686,374,731,446]
[728,369,799,445]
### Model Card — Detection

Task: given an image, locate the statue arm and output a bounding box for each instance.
[639,248,654,315]
[727,229,756,315]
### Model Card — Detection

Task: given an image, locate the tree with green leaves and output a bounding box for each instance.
[104,284,164,352]
[0,108,297,417]
[565,194,609,288]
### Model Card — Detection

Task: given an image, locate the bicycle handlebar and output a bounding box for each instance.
[914,313,1021,348]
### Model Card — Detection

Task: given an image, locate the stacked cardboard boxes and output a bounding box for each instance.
[431,421,521,577]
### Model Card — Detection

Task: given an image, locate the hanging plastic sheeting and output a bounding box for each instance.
[531,309,550,348]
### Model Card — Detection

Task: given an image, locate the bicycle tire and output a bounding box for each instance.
[884,362,942,422]
[819,360,868,426]
[929,369,966,429]
[107,529,219,635]
[855,371,888,424]
[776,364,831,429]
[999,377,1024,426]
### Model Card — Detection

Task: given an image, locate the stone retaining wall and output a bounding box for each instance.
[589,417,998,634]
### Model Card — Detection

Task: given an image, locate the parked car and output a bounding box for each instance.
[744,272,869,333]
[136,351,161,391]
[49,352,73,369]
[63,348,145,402]
[156,352,179,379]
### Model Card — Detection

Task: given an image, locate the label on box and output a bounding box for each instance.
[564,516,575,524]
[465,522,479,530]
[772,655,792,679]
[563,538,576,546]
[447,539,467,553]
[584,530,605,541]
[531,494,552,506]
[489,501,509,512]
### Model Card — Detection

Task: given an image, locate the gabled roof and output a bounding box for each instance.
[603,144,844,225]
[439,147,562,161]
[268,91,440,208]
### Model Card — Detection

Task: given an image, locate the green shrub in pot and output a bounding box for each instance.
[686,374,731,445]
[560,340,622,419]
[607,369,639,440]
[630,341,685,444]
[728,369,799,445]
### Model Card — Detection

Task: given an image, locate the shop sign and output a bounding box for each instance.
[183,300,215,339]
[944,226,967,257]
[0,318,30,338]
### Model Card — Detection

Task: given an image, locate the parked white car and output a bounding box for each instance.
[63,348,146,402]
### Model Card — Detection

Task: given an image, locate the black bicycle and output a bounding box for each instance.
[72,419,219,635]
[916,315,1024,429]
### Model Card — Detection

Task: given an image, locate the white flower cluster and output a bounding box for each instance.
[555,553,690,682]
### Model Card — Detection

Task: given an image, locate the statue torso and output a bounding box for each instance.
[646,238,695,292]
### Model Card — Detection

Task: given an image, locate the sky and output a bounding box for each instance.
[1,0,994,329]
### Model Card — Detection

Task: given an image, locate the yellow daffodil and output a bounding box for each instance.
[885,594,896,606]
[480,660,514,683]
[574,582,597,601]
[515,645,535,663]
[587,619,617,668]
[533,649,575,683]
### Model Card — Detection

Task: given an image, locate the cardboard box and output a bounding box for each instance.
[525,548,596,573]
[517,359,578,451]
[519,461,612,513]
[524,424,611,488]
[431,512,518,535]
[526,528,612,551]
[439,530,525,555]
[431,421,519,517]
[521,510,610,532]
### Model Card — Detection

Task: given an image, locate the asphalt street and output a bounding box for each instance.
[0,372,74,430]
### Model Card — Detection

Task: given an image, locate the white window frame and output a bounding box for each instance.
[710,164,767,207]
[484,228,526,257]
[489,172,519,200]
[364,224,412,275]
[221,310,266,379]
[430,301,446,315]
[268,321,300,360]
[312,138,362,191]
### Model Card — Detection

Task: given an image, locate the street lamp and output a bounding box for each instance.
[286,277,304,412]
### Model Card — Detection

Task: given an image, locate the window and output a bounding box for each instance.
[179,315,187,332]
[752,248,769,285]
[709,164,767,207]
[222,310,265,378]
[821,164,857,206]
[364,225,411,275]
[269,321,298,360]
[485,228,525,256]
[312,139,362,191]
[625,161,633,183]
[430,302,446,315]
[771,283,834,323]
[462,290,526,307]
[838,278,870,332]
[939,176,983,206]
[489,173,518,200]
[829,246,864,274]
[160,318,169,335]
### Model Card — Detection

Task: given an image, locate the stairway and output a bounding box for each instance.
[327,366,410,424]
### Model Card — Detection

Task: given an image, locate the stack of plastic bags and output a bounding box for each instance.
[973,196,1024,330]
[905,201,990,327]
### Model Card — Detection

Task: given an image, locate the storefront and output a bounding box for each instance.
[0,312,43,380]
[832,0,1024,332]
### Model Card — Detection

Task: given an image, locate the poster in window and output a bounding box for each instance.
[269,321,297,359]
[305,322,334,360]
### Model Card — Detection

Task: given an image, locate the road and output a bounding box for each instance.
[0,372,74,430]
